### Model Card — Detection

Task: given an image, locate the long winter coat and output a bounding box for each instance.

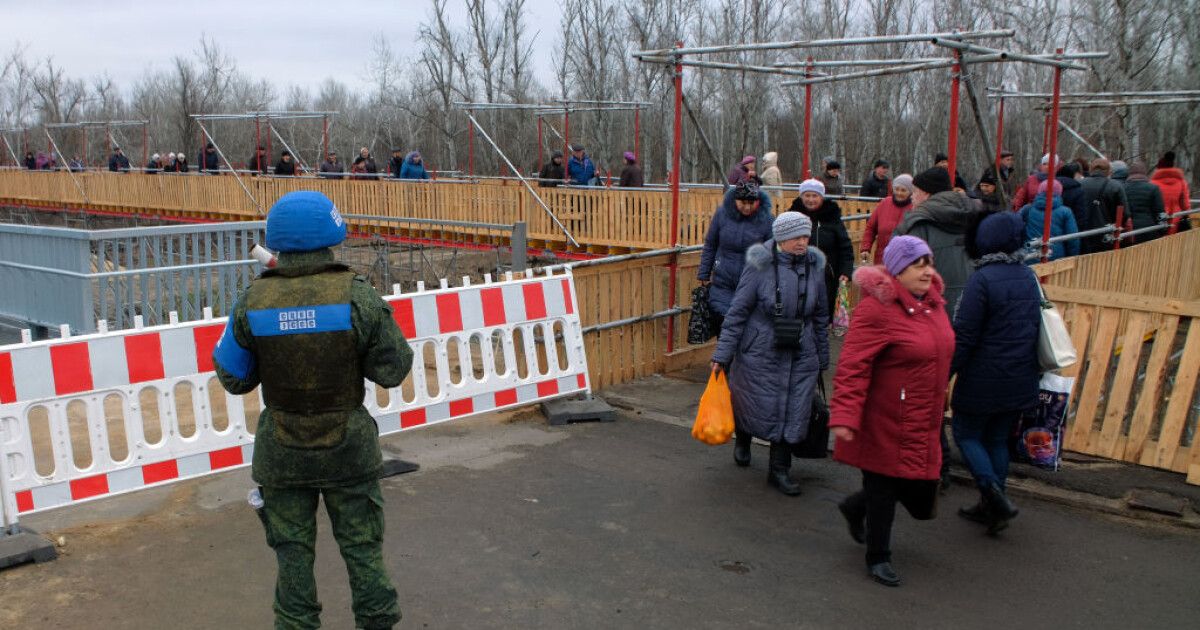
[759,152,783,187]
[1020,192,1079,260]
[697,188,774,316]
[861,195,914,264]
[538,159,564,187]
[1011,171,1047,210]
[1151,167,1192,231]
[619,163,644,187]
[830,265,955,480]
[951,212,1041,415]
[788,197,854,314]
[712,242,830,443]
[1125,174,1166,237]
[893,190,979,317]
[819,172,844,196]
[199,149,219,172]
[1079,173,1129,252]
[1057,175,1088,233]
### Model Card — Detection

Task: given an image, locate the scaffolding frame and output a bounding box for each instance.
[633,30,1108,350]
[452,100,650,180]
[42,120,150,171]
[0,128,24,166]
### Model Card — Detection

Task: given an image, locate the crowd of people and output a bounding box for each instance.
[697,141,1193,588]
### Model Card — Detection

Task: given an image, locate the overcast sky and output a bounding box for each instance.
[9,0,564,96]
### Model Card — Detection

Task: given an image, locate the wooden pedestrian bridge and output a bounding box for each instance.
[0,168,1198,484]
[0,170,877,255]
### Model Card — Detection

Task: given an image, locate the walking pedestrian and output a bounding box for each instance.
[727,155,756,185]
[1012,153,1054,210]
[274,151,297,176]
[213,190,411,630]
[933,153,968,191]
[619,151,644,187]
[710,212,830,493]
[859,159,891,198]
[1150,151,1192,232]
[389,148,405,179]
[971,172,1005,214]
[1019,179,1079,261]
[831,235,955,587]
[23,151,35,170]
[352,147,378,179]
[538,151,565,187]
[787,179,854,317]
[951,211,1040,535]
[1124,161,1166,241]
[979,150,1016,200]
[893,167,979,317]
[567,145,596,185]
[860,173,915,265]
[319,151,345,179]
[759,151,783,187]
[200,142,220,173]
[248,145,269,175]
[697,181,774,331]
[1078,159,1129,253]
[399,151,429,180]
[819,159,845,196]
[1055,163,1088,235]
[108,146,131,172]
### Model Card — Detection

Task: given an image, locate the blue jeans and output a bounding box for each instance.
[952,411,1018,489]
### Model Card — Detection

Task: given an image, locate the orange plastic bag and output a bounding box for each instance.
[691,370,735,445]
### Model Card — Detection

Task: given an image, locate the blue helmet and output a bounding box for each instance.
[265,191,347,253]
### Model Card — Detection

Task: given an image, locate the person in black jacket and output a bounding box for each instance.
[247,145,269,175]
[859,159,891,198]
[108,147,131,172]
[934,153,969,191]
[274,151,297,176]
[388,147,404,178]
[23,151,36,170]
[352,147,378,179]
[538,151,565,187]
[199,142,219,173]
[1078,158,1128,253]
[1055,162,1088,235]
[788,178,853,316]
[618,151,644,187]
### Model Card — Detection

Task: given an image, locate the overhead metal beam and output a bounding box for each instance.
[633,29,1014,58]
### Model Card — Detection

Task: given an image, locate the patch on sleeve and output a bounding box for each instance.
[213,321,256,379]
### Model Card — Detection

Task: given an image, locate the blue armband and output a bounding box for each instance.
[213,321,256,379]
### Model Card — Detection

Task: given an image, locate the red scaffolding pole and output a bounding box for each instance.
[667,42,684,353]
[946,50,962,187]
[993,96,1005,184]
[1042,49,1064,263]
[802,56,814,179]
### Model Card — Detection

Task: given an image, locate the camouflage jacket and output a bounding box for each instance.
[214,249,413,488]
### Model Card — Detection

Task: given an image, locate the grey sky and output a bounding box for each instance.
[9,0,564,95]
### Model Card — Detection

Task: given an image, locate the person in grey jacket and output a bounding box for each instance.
[711,212,830,496]
[893,167,980,318]
[697,181,774,325]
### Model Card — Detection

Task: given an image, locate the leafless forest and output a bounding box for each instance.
[2,0,1197,186]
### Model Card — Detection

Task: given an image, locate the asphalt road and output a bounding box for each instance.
[3,409,1198,629]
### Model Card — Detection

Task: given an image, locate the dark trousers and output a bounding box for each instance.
[841,471,938,565]
[952,410,1019,489]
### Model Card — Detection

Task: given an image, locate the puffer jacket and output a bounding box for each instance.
[1124,174,1166,237]
[1057,175,1089,233]
[1151,167,1192,231]
[711,242,830,443]
[1020,192,1079,260]
[697,187,774,316]
[830,266,955,480]
[893,191,980,317]
[1012,171,1047,210]
[861,195,914,264]
[759,152,783,187]
[951,212,1041,415]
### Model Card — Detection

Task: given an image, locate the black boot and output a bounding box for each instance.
[981,482,1018,535]
[733,429,751,467]
[767,443,801,496]
[868,562,901,587]
[957,499,991,525]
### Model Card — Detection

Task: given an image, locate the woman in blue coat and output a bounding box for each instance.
[951,211,1041,534]
[1020,179,1079,261]
[711,212,830,495]
[697,181,774,323]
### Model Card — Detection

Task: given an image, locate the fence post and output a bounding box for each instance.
[511,221,528,273]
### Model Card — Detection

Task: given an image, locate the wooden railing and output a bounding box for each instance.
[0,170,877,254]
[1035,229,1200,484]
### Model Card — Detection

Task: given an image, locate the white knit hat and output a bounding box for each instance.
[798,178,826,197]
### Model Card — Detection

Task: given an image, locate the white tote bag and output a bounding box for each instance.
[1034,276,1077,371]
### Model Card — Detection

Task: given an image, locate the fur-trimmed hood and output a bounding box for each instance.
[853,264,945,308]
[745,240,826,272]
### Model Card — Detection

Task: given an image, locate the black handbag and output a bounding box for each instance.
[772,257,810,350]
[794,379,830,458]
[687,285,718,344]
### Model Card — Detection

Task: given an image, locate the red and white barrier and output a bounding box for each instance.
[0,268,588,529]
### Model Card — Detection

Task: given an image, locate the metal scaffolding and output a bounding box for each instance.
[42,120,150,171]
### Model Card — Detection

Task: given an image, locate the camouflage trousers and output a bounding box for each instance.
[261,480,401,630]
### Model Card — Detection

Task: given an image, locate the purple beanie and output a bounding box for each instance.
[1037,179,1064,196]
[883,235,933,276]
[624,151,637,162]
[740,155,756,166]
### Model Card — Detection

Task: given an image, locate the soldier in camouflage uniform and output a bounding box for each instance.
[213,190,413,630]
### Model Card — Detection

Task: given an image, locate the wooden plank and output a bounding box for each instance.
[1043,285,1200,317]
[1123,317,1180,464]
[1150,322,1200,469]
[1065,306,1106,450]
[1094,311,1149,457]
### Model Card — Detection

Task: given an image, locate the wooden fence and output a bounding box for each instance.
[1035,229,1200,484]
[0,170,876,254]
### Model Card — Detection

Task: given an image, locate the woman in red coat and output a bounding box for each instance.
[1150,152,1192,233]
[829,235,955,587]
[859,173,915,265]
